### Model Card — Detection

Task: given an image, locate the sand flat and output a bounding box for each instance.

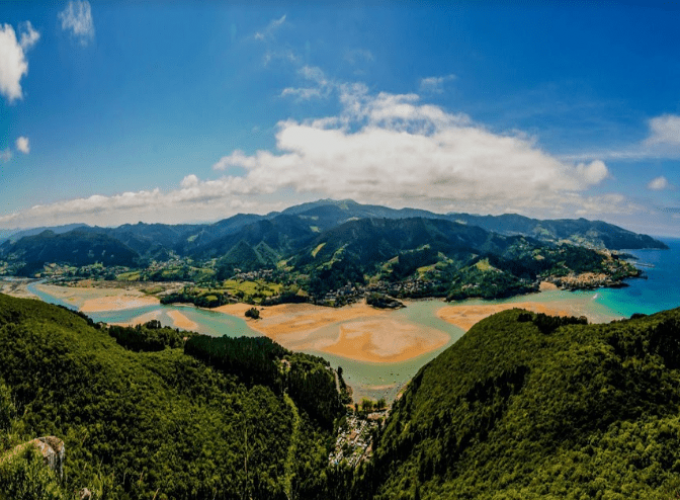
[35,284,159,312]
[215,301,450,363]
[437,301,575,332]
[81,295,159,313]
[321,318,450,363]
[167,310,198,331]
[109,310,161,327]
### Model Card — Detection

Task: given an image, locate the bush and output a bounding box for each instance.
[245,307,260,319]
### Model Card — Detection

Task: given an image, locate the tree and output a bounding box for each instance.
[245,307,260,320]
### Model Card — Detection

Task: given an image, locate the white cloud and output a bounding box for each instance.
[0,149,11,163]
[15,136,29,154]
[0,85,626,229]
[0,22,39,103]
[280,65,332,100]
[254,15,286,41]
[648,176,671,190]
[217,85,613,216]
[568,113,680,161]
[19,22,39,51]
[419,74,456,94]
[59,0,94,45]
[645,115,680,146]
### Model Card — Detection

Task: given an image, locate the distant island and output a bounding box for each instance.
[0,199,663,309]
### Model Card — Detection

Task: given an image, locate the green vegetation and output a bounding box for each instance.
[245,307,260,319]
[0,201,650,307]
[108,320,197,352]
[0,293,345,499]
[352,307,680,499]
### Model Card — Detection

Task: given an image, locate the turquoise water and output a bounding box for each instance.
[24,242,680,402]
[594,237,680,317]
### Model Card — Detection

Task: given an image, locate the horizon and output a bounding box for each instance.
[2,197,679,240]
[2,2,680,235]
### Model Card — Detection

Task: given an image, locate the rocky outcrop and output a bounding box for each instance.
[4,436,65,479]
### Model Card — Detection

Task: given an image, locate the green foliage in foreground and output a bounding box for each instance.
[184,334,344,429]
[0,381,73,500]
[108,320,197,352]
[0,293,342,500]
[355,308,680,500]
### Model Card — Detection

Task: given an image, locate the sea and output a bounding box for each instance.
[24,237,680,402]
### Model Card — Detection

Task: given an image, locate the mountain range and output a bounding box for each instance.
[0,200,667,274]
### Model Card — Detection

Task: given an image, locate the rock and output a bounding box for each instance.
[7,436,66,479]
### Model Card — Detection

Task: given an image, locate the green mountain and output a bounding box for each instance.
[0,293,345,499]
[0,200,666,273]
[0,229,139,276]
[355,308,680,500]
[448,212,669,250]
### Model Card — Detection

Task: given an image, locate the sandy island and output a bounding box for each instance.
[214,302,449,363]
[437,301,577,332]
[167,310,198,331]
[109,310,161,327]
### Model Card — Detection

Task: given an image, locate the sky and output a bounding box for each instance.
[1,1,680,236]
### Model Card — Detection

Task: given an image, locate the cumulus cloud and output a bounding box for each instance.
[254,15,286,41]
[15,136,29,154]
[419,74,456,94]
[217,85,613,215]
[0,22,39,103]
[0,85,626,229]
[59,0,94,45]
[645,115,680,146]
[648,176,671,190]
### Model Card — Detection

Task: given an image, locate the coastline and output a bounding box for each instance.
[21,282,623,364]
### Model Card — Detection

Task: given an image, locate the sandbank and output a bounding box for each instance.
[167,310,198,331]
[35,284,159,312]
[81,295,159,313]
[321,318,449,363]
[437,301,577,332]
[0,279,36,299]
[214,301,449,363]
[109,310,161,327]
[539,281,559,291]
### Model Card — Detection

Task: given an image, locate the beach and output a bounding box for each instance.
[34,283,160,312]
[213,301,450,363]
[437,300,592,332]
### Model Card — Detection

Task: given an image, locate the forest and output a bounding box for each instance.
[5,292,680,498]
[0,294,346,499]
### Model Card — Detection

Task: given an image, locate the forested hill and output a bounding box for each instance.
[354,307,680,499]
[447,212,669,250]
[0,200,667,269]
[0,293,346,499]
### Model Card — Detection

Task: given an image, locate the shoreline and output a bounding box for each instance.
[21,282,622,364]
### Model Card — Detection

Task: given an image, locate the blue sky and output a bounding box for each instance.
[1,1,680,235]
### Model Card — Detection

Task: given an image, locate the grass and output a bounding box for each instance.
[474,259,494,272]
[221,279,283,298]
[117,271,141,281]
[311,243,326,258]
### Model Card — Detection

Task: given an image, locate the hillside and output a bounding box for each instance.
[448,213,669,250]
[0,200,667,272]
[355,308,680,499]
[0,230,139,276]
[0,293,345,499]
